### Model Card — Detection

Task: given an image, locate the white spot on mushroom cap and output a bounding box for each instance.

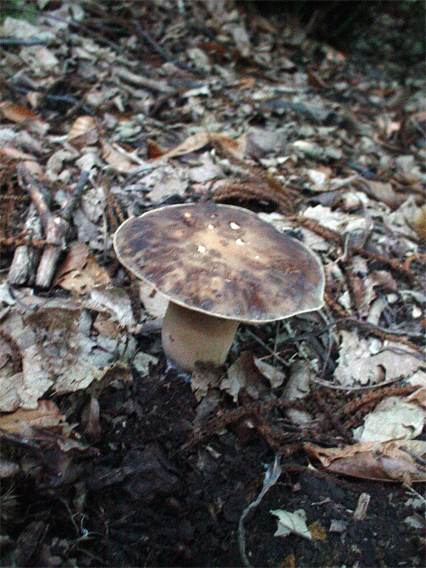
[198,245,206,253]
[230,222,240,230]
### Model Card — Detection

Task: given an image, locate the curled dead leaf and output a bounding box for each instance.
[67,115,99,147]
[304,440,426,483]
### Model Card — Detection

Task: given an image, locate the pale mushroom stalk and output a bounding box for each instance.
[162,301,239,371]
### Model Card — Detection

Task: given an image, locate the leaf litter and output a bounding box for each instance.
[0,1,425,566]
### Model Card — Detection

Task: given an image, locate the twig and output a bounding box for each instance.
[238,456,282,568]
[134,20,206,76]
[244,327,289,367]
[8,203,43,285]
[17,165,89,288]
[113,66,176,94]
[0,38,47,46]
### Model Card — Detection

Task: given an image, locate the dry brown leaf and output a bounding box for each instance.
[355,396,425,442]
[0,101,49,134]
[54,243,111,294]
[214,133,247,160]
[0,399,65,436]
[220,351,268,402]
[147,138,168,159]
[158,131,247,161]
[159,132,211,159]
[101,140,134,172]
[305,440,426,483]
[80,395,101,442]
[406,387,426,407]
[405,203,426,242]
[191,363,222,401]
[67,115,99,147]
[0,145,36,161]
[0,101,40,123]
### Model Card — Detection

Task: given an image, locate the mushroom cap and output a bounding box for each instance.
[113,202,325,323]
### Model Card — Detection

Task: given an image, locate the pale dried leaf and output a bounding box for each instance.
[334,330,422,387]
[0,459,20,478]
[408,370,426,388]
[244,129,286,159]
[101,141,134,172]
[138,280,168,318]
[1,16,55,42]
[270,509,312,540]
[303,205,370,235]
[254,358,285,389]
[0,101,40,123]
[160,132,211,158]
[355,396,425,442]
[405,203,426,242]
[67,115,99,147]
[86,285,135,329]
[0,311,53,411]
[361,179,405,209]
[133,351,159,377]
[0,145,37,161]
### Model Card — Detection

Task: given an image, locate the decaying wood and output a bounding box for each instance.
[8,203,43,285]
[13,164,89,289]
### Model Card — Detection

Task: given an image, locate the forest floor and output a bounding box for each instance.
[0,1,425,566]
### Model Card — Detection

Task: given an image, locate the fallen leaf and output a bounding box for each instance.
[354,396,425,442]
[54,243,111,294]
[101,140,134,172]
[270,509,312,540]
[334,330,423,387]
[405,203,426,242]
[67,115,99,147]
[191,363,222,401]
[304,440,426,483]
[159,131,247,161]
[360,179,405,209]
[0,101,40,123]
[0,101,48,135]
[0,145,37,161]
[86,284,135,329]
[220,351,268,402]
[159,132,211,159]
[138,280,168,318]
[254,358,286,389]
[0,400,65,437]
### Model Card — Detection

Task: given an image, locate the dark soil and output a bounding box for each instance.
[2,353,425,567]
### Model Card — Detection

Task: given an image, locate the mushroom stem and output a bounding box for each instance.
[161,301,239,371]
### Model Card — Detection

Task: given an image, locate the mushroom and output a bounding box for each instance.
[114,202,325,371]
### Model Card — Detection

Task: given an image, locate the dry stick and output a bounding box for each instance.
[8,203,43,285]
[113,66,176,95]
[17,165,90,289]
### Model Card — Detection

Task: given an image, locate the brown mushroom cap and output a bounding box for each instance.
[113,202,324,322]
